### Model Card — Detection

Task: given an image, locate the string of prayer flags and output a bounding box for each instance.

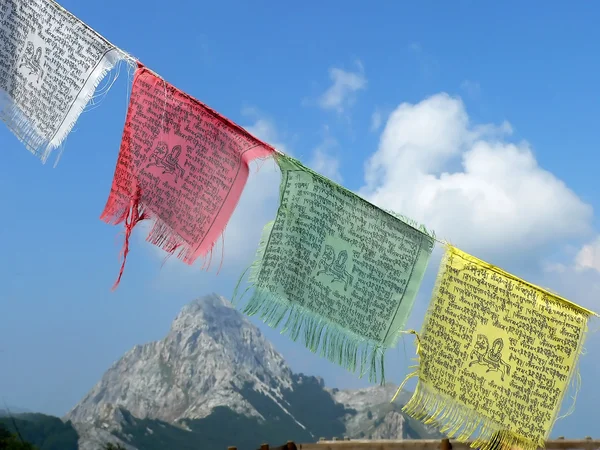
[235,154,435,383]
[101,63,276,289]
[395,244,595,450]
[0,0,126,164]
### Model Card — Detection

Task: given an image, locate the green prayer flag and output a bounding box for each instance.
[237,154,435,382]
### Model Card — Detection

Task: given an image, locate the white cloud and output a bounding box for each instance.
[543,262,568,274]
[240,109,290,155]
[318,63,367,113]
[575,237,600,273]
[360,93,593,257]
[408,42,422,53]
[539,263,600,313]
[370,109,383,132]
[309,136,342,184]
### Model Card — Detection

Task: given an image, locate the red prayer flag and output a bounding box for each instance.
[101,63,275,289]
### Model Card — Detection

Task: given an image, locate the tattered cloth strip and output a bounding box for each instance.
[396,245,595,450]
[101,63,275,289]
[0,0,125,164]
[235,154,435,383]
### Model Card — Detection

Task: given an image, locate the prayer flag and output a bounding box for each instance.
[101,63,275,288]
[237,154,435,382]
[0,0,125,163]
[397,245,594,450]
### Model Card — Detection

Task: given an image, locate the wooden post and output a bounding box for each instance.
[260,444,269,450]
[227,447,237,450]
[441,438,452,450]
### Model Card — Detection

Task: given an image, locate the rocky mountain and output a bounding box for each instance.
[0,405,31,416]
[330,385,443,440]
[65,294,442,450]
[67,294,296,425]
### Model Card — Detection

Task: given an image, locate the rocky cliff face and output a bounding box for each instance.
[330,385,443,440]
[66,294,441,450]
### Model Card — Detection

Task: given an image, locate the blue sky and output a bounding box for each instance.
[2,0,600,439]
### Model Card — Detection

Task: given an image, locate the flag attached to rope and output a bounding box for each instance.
[397,245,594,450]
[0,0,125,164]
[236,154,435,382]
[101,63,275,289]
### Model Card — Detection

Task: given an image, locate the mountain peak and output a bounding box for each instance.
[66,294,292,425]
[181,293,234,314]
[170,293,242,333]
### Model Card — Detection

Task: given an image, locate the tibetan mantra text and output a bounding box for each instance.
[101,64,275,288]
[400,245,592,450]
[0,0,123,163]
[240,155,435,382]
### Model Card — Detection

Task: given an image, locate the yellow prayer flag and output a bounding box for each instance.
[397,245,595,450]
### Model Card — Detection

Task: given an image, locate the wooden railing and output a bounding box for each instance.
[299,438,599,450]
[227,438,600,450]
[227,443,297,450]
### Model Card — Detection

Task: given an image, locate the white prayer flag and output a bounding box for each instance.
[0,0,126,163]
